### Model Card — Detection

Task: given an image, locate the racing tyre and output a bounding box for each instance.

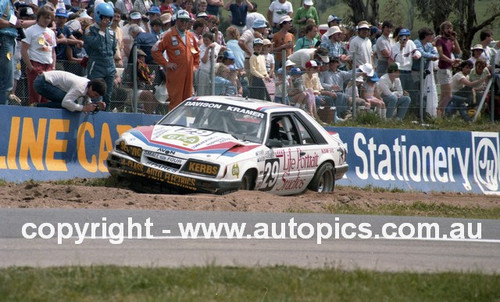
[308,162,335,193]
[239,170,255,191]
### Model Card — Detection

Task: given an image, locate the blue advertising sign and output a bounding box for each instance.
[331,127,500,195]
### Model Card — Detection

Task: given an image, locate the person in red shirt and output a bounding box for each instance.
[152,10,200,110]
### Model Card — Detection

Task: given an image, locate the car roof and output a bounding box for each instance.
[186,96,300,114]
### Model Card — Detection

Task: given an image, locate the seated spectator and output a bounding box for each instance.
[468,44,484,66]
[345,76,370,115]
[288,67,309,109]
[295,24,318,51]
[319,56,350,118]
[377,63,411,120]
[361,73,386,118]
[469,59,491,104]
[447,60,489,121]
[274,67,290,104]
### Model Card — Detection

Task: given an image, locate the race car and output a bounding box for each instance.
[107,96,348,195]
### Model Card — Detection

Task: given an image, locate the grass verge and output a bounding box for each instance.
[0,266,498,301]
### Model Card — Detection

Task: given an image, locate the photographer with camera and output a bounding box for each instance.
[34,70,107,113]
[436,21,462,116]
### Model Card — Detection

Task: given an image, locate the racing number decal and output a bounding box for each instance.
[261,159,280,191]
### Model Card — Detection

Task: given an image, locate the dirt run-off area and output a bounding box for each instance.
[0,180,498,213]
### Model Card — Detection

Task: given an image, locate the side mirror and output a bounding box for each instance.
[266,139,283,148]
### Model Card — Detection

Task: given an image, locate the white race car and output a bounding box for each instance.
[107,96,348,195]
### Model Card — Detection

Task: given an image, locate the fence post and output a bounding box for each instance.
[491,52,496,122]
[351,52,357,118]
[131,44,138,113]
[419,57,425,124]
[282,49,287,103]
[210,47,215,96]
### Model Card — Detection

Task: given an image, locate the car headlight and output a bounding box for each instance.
[116,139,142,161]
[181,160,220,178]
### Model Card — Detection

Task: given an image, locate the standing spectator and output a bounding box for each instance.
[375,20,393,76]
[436,20,461,116]
[206,15,225,46]
[248,38,270,100]
[0,0,22,105]
[391,28,420,109]
[196,0,208,15]
[152,10,200,110]
[129,24,157,64]
[21,6,57,105]
[272,15,294,69]
[115,0,133,15]
[84,2,118,108]
[160,12,172,34]
[262,39,275,79]
[412,27,438,115]
[191,18,207,45]
[54,8,81,68]
[320,14,342,44]
[224,0,253,34]
[134,0,154,15]
[294,24,318,51]
[293,0,318,32]
[245,2,265,31]
[320,25,349,71]
[110,8,125,67]
[65,30,88,76]
[239,18,266,76]
[267,0,292,34]
[206,0,223,17]
[196,32,222,96]
[469,44,484,66]
[225,26,245,70]
[377,63,410,120]
[349,20,373,68]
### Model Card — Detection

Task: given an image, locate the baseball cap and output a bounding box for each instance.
[326,26,341,37]
[327,15,342,23]
[148,6,161,15]
[399,28,411,36]
[196,12,208,18]
[253,38,264,45]
[252,19,267,29]
[367,72,380,82]
[55,8,69,18]
[223,50,235,60]
[176,10,191,20]
[263,39,272,46]
[316,47,330,64]
[285,60,295,67]
[305,60,318,68]
[279,15,292,24]
[304,0,313,5]
[129,12,142,20]
[387,63,400,73]
[290,67,304,75]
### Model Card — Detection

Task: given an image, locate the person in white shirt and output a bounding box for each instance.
[34,70,107,112]
[375,20,394,76]
[349,20,373,68]
[267,0,293,33]
[377,63,410,120]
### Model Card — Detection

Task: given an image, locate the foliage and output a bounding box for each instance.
[341,0,379,25]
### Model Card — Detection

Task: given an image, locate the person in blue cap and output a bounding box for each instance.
[84,2,118,109]
[54,8,81,65]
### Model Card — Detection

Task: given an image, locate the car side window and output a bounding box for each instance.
[294,117,315,145]
[268,115,300,146]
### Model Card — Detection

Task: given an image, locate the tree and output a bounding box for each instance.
[342,0,379,26]
[415,0,500,59]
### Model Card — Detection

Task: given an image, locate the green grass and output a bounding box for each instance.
[0,266,498,301]
[324,201,500,219]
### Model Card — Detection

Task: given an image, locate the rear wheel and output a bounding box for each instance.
[308,162,335,193]
[239,170,256,190]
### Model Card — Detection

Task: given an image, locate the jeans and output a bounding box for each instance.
[446,95,470,121]
[382,94,410,119]
[274,96,289,105]
[33,74,67,108]
[0,34,16,105]
[375,60,388,77]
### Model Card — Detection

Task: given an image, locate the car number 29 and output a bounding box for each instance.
[261,159,280,191]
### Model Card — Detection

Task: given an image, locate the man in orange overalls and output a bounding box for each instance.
[152,10,200,111]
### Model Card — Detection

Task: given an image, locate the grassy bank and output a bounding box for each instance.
[0,266,498,301]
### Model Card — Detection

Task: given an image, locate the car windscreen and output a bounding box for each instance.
[159,101,267,144]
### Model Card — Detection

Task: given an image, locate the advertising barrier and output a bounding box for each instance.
[0,107,158,183]
[0,107,498,195]
[330,127,500,195]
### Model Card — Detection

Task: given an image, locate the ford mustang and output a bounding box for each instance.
[107,96,348,195]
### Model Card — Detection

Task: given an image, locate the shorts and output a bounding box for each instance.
[436,68,452,85]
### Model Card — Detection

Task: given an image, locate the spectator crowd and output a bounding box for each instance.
[1,0,499,121]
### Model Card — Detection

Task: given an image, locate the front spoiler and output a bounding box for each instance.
[107,153,241,194]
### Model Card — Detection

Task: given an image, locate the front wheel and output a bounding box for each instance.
[239,171,255,190]
[308,162,335,193]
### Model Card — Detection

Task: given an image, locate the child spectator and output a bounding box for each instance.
[262,39,275,79]
[345,76,370,114]
[196,32,222,96]
[274,67,290,104]
[361,73,386,118]
[21,6,57,105]
[288,67,309,109]
[249,38,270,100]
